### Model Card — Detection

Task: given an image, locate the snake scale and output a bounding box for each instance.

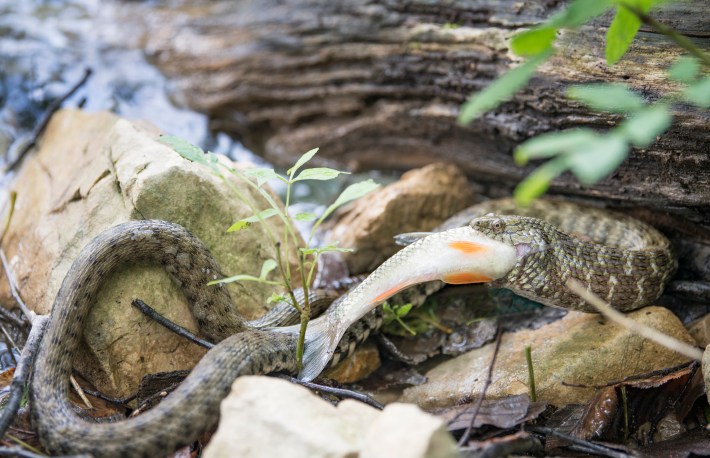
[30,198,676,457]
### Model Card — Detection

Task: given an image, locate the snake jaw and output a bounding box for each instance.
[514,242,550,260]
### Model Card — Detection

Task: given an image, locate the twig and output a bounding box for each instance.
[0,191,17,248]
[0,324,17,367]
[69,374,93,410]
[5,68,93,173]
[279,375,384,410]
[619,3,710,67]
[0,445,90,458]
[0,250,32,323]
[565,279,703,361]
[0,315,48,440]
[527,426,631,458]
[131,299,214,349]
[457,324,503,446]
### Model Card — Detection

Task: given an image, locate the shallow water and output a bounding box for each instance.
[0,0,393,223]
[0,0,258,164]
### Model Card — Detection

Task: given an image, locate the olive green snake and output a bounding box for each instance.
[30,198,676,457]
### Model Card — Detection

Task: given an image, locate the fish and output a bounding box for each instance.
[271,225,518,381]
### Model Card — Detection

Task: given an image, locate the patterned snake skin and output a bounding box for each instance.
[31,199,676,456]
[30,220,381,457]
[443,198,676,312]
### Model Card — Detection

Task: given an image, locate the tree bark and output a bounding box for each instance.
[146,0,710,289]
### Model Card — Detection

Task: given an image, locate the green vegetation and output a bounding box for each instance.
[525,346,537,402]
[458,0,710,205]
[159,138,379,369]
[382,300,452,336]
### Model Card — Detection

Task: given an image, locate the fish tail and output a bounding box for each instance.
[298,314,338,381]
[269,314,337,382]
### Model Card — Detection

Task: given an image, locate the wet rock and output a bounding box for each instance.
[0,109,303,397]
[401,306,695,408]
[327,162,474,274]
[204,376,458,458]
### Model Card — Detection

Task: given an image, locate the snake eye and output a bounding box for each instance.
[492,219,505,232]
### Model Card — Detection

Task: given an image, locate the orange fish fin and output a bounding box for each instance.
[373,285,404,303]
[449,241,488,254]
[443,272,493,284]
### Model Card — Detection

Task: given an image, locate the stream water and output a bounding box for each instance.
[0,0,395,221]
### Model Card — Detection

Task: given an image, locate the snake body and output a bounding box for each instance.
[449,199,677,312]
[30,220,380,457]
[31,199,676,456]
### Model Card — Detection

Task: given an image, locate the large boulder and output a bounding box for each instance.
[0,109,302,397]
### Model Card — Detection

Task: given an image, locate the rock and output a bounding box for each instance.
[203,376,458,458]
[688,314,710,347]
[327,162,474,274]
[0,109,303,397]
[360,403,459,458]
[401,306,695,408]
[325,340,381,384]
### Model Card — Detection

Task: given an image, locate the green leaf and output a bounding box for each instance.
[293,212,317,222]
[458,51,552,125]
[320,180,380,221]
[567,83,645,113]
[605,6,641,65]
[514,128,598,165]
[159,135,207,165]
[287,148,319,177]
[226,220,250,232]
[267,293,286,304]
[548,0,614,28]
[567,135,629,184]
[299,243,354,256]
[209,274,260,285]
[615,0,663,12]
[510,27,557,57]
[514,156,570,206]
[293,167,349,182]
[668,56,701,83]
[259,259,278,280]
[683,77,710,108]
[227,208,280,232]
[241,167,284,186]
[617,104,672,147]
[395,303,413,317]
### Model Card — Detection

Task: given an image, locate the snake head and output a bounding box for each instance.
[468,215,551,261]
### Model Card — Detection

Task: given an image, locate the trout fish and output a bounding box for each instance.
[273,225,517,381]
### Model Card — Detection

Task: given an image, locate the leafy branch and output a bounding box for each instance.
[458,0,710,205]
[160,138,379,368]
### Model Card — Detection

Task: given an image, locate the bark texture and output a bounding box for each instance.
[145,0,710,288]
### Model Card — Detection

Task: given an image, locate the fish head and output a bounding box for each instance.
[438,225,517,284]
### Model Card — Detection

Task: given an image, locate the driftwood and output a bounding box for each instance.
[147,0,710,288]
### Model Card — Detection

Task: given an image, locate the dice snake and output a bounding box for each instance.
[30,198,676,457]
